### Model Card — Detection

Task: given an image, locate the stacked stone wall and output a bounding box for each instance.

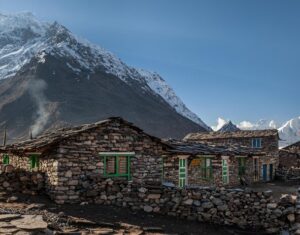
[0,170,44,195]
[279,150,300,169]
[75,177,297,233]
[47,121,166,203]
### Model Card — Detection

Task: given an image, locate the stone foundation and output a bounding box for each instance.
[52,176,296,233]
[0,170,45,195]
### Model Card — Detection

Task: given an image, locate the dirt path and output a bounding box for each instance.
[8,194,270,235]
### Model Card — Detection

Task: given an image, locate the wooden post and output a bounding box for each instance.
[3,126,7,146]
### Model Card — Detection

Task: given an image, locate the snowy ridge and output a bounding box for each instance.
[213,117,300,147]
[0,12,209,130]
[217,121,240,132]
[136,69,211,130]
[278,117,300,148]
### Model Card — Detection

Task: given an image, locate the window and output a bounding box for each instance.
[252,138,262,148]
[237,157,246,176]
[222,159,229,184]
[101,153,133,180]
[199,157,212,180]
[179,158,187,187]
[2,154,9,165]
[29,155,39,170]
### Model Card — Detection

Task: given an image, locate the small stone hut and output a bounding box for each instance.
[279,141,300,169]
[0,117,169,203]
[163,140,262,188]
[184,130,279,183]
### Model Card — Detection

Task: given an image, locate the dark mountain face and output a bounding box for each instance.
[0,13,209,143]
[0,54,206,143]
[217,121,240,132]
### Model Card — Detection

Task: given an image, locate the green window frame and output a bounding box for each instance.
[222,159,229,184]
[199,157,212,180]
[29,155,39,170]
[2,154,9,165]
[237,157,246,176]
[179,158,187,188]
[101,153,133,180]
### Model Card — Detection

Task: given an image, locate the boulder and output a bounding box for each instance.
[0,214,21,221]
[267,203,277,210]
[183,199,193,205]
[147,194,161,200]
[288,214,295,223]
[11,215,47,231]
[143,205,153,213]
[202,202,213,209]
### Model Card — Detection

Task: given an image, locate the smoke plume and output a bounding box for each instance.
[28,79,50,137]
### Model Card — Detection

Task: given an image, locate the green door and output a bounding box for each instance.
[222,159,229,184]
[3,155,9,165]
[29,155,39,170]
[179,158,187,187]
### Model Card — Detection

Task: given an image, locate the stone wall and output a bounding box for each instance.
[163,155,271,188]
[164,155,241,187]
[283,142,300,153]
[76,177,297,233]
[191,135,279,155]
[47,121,166,204]
[3,152,60,198]
[0,170,44,195]
[279,150,300,169]
[1,168,300,233]
[184,135,279,184]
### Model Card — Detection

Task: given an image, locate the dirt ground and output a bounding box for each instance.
[246,181,299,200]
[4,194,271,235]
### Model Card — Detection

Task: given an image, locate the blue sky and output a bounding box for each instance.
[1,0,299,127]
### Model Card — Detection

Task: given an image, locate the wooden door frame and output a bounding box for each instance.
[178,156,188,187]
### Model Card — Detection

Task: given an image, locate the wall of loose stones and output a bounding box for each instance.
[2,151,60,198]
[50,121,166,204]
[279,150,300,169]
[0,170,44,196]
[79,178,297,233]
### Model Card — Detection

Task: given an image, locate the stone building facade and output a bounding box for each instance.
[0,118,280,204]
[184,130,279,183]
[0,117,168,203]
[279,141,300,169]
[163,140,259,188]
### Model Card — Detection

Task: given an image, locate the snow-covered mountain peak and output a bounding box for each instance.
[217,121,240,132]
[278,116,300,147]
[0,12,48,35]
[136,68,211,130]
[0,12,210,130]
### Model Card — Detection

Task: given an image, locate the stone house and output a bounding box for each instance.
[0,117,169,203]
[163,140,262,188]
[279,141,300,169]
[184,130,279,183]
[0,118,278,204]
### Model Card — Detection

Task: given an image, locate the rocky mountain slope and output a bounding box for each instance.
[0,12,210,142]
[217,121,240,132]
